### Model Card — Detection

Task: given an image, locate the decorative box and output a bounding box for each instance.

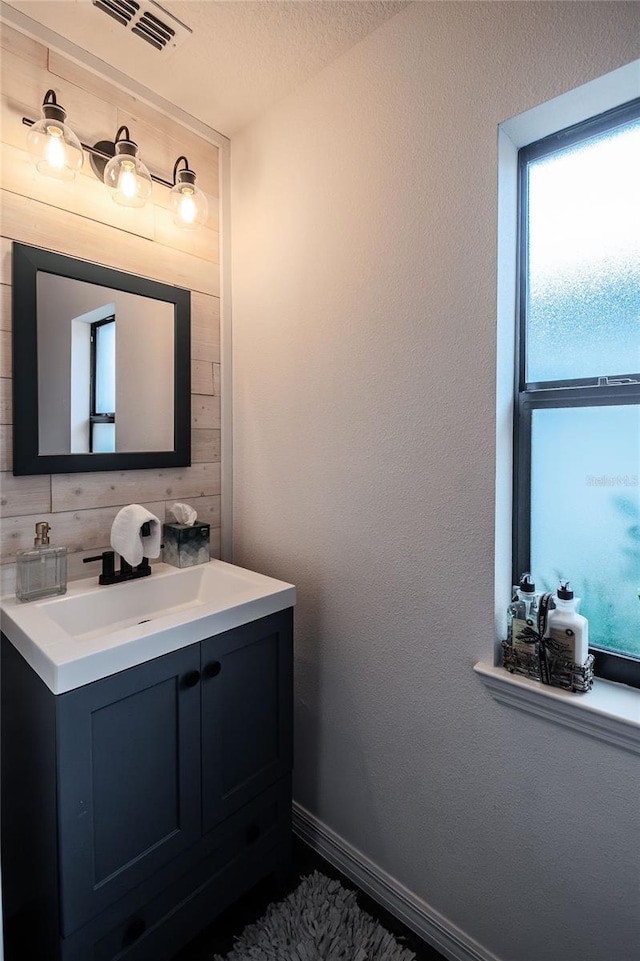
[163,522,210,568]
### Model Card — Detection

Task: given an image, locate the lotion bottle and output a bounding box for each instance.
[545,581,589,665]
[16,521,67,602]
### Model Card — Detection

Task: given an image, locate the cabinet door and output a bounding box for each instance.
[57,644,202,936]
[201,609,293,834]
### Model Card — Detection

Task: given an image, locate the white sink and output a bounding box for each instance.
[0,560,295,694]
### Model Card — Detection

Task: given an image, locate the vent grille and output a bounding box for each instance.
[92,0,191,54]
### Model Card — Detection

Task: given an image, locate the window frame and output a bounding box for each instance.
[89,315,116,454]
[513,97,640,690]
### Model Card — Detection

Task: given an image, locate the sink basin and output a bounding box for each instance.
[39,563,266,642]
[0,560,295,694]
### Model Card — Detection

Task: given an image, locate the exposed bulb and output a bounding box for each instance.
[177,187,197,225]
[117,160,140,201]
[45,127,66,170]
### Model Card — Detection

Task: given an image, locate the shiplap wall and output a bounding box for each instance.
[0,23,222,592]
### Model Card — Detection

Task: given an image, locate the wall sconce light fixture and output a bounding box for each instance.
[170,156,209,229]
[23,91,209,228]
[92,126,153,208]
[26,90,84,182]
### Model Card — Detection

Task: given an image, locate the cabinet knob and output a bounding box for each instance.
[204,660,222,678]
[182,670,201,688]
[123,915,146,945]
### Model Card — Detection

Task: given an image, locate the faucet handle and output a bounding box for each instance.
[83,550,116,582]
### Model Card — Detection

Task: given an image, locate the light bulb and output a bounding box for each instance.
[178,188,197,225]
[45,127,66,170]
[117,160,139,201]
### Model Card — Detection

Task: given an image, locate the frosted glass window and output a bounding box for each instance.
[92,423,116,454]
[530,405,640,656]
[526,118,640,383]
[95,320,116,414]
[517,101,640,683]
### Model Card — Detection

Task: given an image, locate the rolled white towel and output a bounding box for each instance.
[110,505,161,567]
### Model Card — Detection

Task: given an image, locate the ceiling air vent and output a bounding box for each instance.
[92,0,191,54]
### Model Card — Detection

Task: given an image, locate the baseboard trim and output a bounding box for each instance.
[292,802,501,961]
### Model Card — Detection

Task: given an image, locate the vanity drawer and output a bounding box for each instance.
[60,779,292,961]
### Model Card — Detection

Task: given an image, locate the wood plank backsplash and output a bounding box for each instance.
[0,23,222,593]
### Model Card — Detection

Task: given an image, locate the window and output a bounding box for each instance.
[514,98,640,689]
[90,316,116,453]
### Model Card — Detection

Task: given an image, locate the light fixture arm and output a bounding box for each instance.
[41,89,63,118]
[114,125,132,145]
[173,155,189,184]
[172,156,197,187]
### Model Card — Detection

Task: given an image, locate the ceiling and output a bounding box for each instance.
[3,0,409,136]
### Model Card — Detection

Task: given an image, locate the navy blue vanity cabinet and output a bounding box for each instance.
[1,607,294,961]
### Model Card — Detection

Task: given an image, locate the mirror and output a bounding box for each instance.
[12,243,191,475]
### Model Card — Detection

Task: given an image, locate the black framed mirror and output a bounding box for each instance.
[12,243,191,475]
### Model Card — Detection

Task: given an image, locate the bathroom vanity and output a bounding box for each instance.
[1,561,295,961]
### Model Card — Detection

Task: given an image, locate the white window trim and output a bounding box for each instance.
[475,661,640,756]
[490,60,640,745]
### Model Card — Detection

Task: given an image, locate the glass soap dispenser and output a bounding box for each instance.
[16,521,67,602]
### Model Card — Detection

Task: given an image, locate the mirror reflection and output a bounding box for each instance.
[37,273,175,455]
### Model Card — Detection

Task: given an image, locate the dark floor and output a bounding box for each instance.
[172,835,447,960]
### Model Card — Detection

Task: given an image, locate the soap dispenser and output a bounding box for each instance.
[16,521,67,602]
[507,573,539,653]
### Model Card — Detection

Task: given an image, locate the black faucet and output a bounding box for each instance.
[83,551,152,585]
[83,523,153,585]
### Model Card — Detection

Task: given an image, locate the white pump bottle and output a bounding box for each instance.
[545,582,589,666]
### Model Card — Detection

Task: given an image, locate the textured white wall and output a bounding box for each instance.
[231,4,640,960]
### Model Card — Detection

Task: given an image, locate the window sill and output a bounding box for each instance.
[474,660,640,755]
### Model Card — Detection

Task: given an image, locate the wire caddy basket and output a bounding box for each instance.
[502,641,594,693]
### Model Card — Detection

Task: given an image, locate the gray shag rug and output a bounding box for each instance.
[214,871,416,961]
